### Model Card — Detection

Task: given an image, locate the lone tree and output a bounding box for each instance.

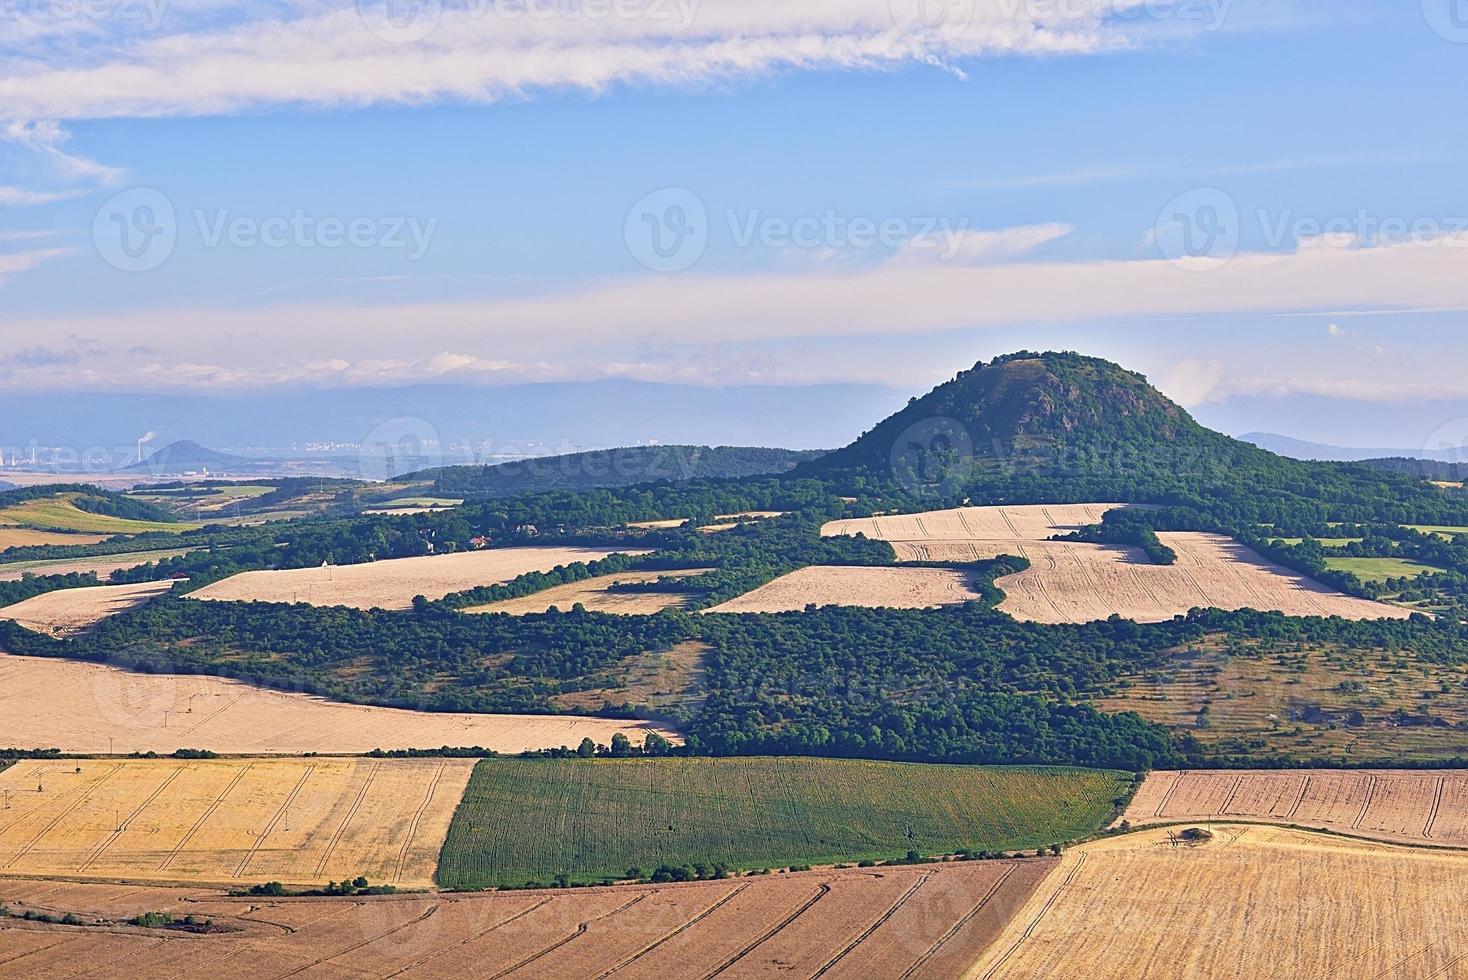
[577,737,597,758]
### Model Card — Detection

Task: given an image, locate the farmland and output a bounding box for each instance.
[706,565,985,613]
[1323,556,1443,583]
[0,494,196,535]
[0,858,1053,979]
[1120,770,1468,847]
[436,757,1128,889]
[1095,634,1468,763]
[968,824,1468,979]
[822,505,1413,623]
[0,581,175,636]
[187,546,650,610]
[0,528,109,550]
[0,654,682,755]
[1407,524,1468,539]
[0,548,190,583]
[463,569,712,616]
[0,758,473,888]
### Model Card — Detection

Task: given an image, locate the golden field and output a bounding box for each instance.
[0,758,474,888]
[0,654,683,755]
[823,504,1410,623]
[1121,769,1468,847]
[967,824,1468,979]
[0,858,1053,978]
[706,565,985,613]
[463,569,712,616]
[186,546,649,610]
[0,581,176,636]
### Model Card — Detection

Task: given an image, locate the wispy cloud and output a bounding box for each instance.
[0,1,1201,123]
[9,229,1468,389]
[0,245,72,284]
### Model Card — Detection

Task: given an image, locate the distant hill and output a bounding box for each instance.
[414,445,823,498]
[122,440,254,475]
[1242,432,1464,464]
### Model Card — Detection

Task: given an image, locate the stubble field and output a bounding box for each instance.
[967,824,1468,979]
[1120,769,1468,847]
[0,858,1055,979]
[0,654,683,755]
[463,569,712,616]
[0,758,474,888]
[822,505,1411,623]
[186,546,650,610]
[0,581,176,636]
[705,565,985,613]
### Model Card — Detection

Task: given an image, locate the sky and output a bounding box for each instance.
[3,0,1468,445]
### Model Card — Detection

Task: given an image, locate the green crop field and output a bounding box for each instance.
[436,757,1130,889]
[1324,556,1443,583]
[0,496,198,535]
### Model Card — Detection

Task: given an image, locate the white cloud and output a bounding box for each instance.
[0,1,1183,122]
[0,246,71,284]
[894,223,1072,265]
[9,230,1468,389]
[0,185,83,206]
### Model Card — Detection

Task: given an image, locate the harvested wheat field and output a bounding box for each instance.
[0,549,190,583]
[187,546,649,610]
[706,565,984,613]
[824,505,1410,623]
[0,581,175,636]
[0,858,1052,979]
[1121,769,1468,847]
[0,757,473,888]
[967,824,1468,980]
[463,569,712,615]
[0,654,682,755]
[0,528,109,550]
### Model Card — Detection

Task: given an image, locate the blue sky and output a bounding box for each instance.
[3,0,1468,430]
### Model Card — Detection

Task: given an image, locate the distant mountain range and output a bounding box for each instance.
[0,381,905,462]
[1242,432,1466,464]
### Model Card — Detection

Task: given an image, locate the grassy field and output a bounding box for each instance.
[1323,556,1443,583]
[1095,635,1468,763]
[436,757,1130,889]
[1276,537,1362,547]
[0,494,198,535]
[1406,524,1468,540]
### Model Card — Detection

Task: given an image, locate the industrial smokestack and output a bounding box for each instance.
[137,430,157,463]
